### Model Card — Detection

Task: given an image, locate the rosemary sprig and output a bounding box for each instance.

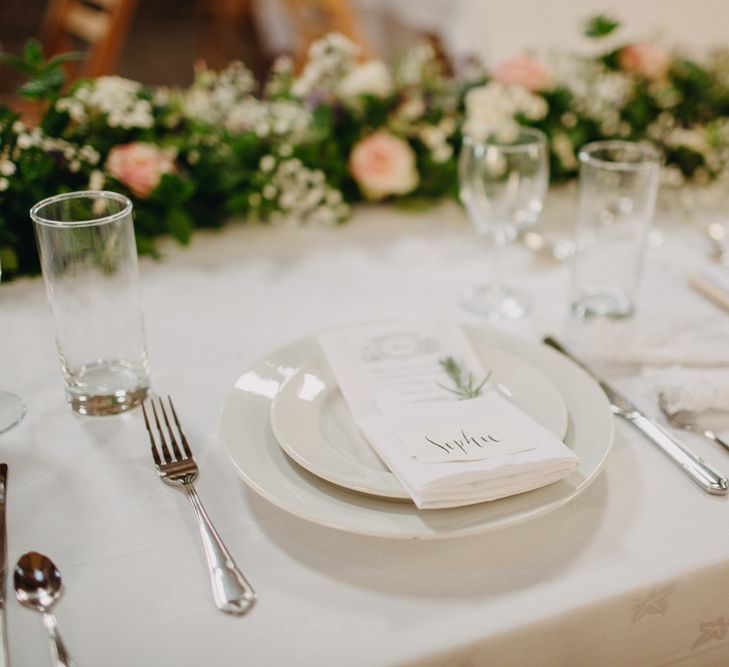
[438,356,491,399]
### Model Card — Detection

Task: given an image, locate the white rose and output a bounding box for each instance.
[337,61,393,101]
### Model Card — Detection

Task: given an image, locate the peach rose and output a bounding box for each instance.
[349,130,419,200]
[106,142,176,198]
[619,43,670,80]
[492,55,551,92]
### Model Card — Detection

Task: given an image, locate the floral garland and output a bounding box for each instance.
[1,16,729,277]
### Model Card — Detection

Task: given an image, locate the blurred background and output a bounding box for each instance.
[1,0,728,92]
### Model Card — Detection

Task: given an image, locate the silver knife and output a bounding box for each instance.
[543,336,729,496]
[0,464,8,667]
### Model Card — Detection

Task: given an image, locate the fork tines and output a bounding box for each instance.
[142,396,194,467]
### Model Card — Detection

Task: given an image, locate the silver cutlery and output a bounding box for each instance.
[544,336,728,496]
[0,465,7,667]
[658,394,729,453]
[14,552,74,667]
[142,396,256,615]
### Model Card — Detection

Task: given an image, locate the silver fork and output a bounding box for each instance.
[142,396,256,615]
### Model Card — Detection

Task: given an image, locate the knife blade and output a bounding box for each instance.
[543,336,729,496]
[0,463,8,667]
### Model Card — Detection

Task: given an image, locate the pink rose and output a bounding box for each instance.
[349,130,419,200]
[619,43,670,80]
[492,56,551,92]
[106,142,176,198]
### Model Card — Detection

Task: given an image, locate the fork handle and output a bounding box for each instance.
[706,430,729,453]
[183,483,256,615]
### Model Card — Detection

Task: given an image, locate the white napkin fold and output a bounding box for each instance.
[643,366,729,415]
[357,395,579,509]
[319,321,579,510]
[574,318,729,369]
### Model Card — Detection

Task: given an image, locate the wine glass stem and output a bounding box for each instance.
[485,229,509,294]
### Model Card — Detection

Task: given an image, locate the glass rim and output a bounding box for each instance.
[463,126,546,152]
[578,140,661,171]
[30,190,133,228]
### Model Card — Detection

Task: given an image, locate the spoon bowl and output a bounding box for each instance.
[14,551,74,667]
[14,552,63,611]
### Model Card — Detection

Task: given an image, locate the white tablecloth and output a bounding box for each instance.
[2,194,729,666]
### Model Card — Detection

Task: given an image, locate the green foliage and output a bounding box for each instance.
[1,22,729,280]
[584,14,621,38]
[438,357,492,400]
[0,39,85,101]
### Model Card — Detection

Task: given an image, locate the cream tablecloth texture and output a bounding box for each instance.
[2,197,729,666]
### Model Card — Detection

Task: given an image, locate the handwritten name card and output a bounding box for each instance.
[396,415,536,464]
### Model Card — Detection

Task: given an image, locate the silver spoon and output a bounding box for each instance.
[659,394,729,453]
[14,552,74,667]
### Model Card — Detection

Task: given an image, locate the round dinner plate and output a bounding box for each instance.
[270,343,569,499]
[220,327,614,539]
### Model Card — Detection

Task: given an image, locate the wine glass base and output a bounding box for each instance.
[461,284,529,322]
[0,391,25,434]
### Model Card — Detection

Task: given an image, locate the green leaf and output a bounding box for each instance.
[164,207,194,244]
[22,39,44,68]
[584,14,620,38]
[18,69,65,99]
[0,52,31,72]
[438,357,492,400]
[152,172,195,206]
[46,51,87,68]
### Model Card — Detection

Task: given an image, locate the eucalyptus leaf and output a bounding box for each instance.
[584,14,620,38]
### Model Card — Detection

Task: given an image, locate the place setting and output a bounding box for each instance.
[3,6,729,665]
[221,318,614,539]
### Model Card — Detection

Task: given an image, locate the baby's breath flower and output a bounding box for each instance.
[260,155,276,172]
[0,161,16,176]
[16,134,32,150]
[88,170,105,190]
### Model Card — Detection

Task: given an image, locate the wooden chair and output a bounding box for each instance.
[40,0,139,79]
[280,0,371,66]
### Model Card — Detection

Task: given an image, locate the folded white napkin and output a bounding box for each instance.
[575,318,729,369]
[319,321,579,510]
[357,395,579,509]
[644,366,729,415]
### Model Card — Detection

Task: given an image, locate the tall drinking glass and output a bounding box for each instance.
[0,258,26,433]
[31,191,150,415]
[459,127,548,321]
[570,141,661,318]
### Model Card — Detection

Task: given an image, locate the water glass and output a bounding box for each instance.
[459,127,548,321]
[0,258,26,433]
[570,141,661,318]
[31,191,150,415]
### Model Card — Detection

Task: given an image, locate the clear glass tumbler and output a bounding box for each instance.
[571,141,661,318]
[459,127,548,321]
[31,191,150,415]
[0,258,26,433]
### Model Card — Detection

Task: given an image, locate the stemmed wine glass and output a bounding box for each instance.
[0,258,25,433]
[459,126,548,321]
